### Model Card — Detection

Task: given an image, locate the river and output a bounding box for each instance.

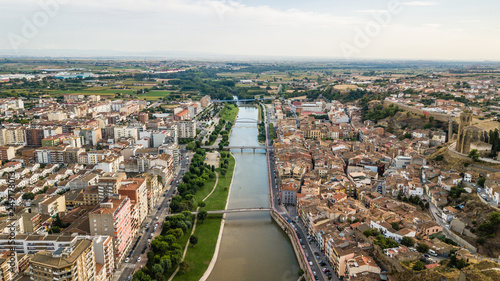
[207,106,299,281]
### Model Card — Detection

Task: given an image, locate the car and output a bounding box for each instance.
[137,257,141,262]
[156,222,160,225]
[155,216,159,220]
[158,207,161,210]
[309,261,313,266]
[125,257,130,263]
[424,254,430,258]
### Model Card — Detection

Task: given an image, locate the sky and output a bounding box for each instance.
[0,0,499,60]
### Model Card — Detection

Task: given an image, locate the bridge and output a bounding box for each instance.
[211,97,275,103]
[201,145,273,152]
[167,208,272,216]
[234,117,259,124]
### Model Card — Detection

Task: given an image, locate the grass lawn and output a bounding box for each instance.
[203,155,235,211]
[192,176,217,207]
[138,90,171,100]
[172,155,235,281]
[171,215,223,281]
[220,106,239,123]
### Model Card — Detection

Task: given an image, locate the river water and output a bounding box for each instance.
[207,106,299,281]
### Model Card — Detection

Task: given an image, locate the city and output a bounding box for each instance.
[1,1,500,281]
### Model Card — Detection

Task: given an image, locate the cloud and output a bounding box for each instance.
[422,23,441,28]
[402,1,439,6]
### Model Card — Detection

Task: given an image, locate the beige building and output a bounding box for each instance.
[39,195,66,217]
[0,251,18,281]
[30,239,96,281]
[0,126,25,145]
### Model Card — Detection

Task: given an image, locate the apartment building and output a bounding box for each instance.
[113,126,138,143]
[30,239,96,281]
[118,178,148,226]
[97,172,127,200]
[0,146,15,161]
[74,127,102,146]
[176,120,196,139]
[89,196,133,265]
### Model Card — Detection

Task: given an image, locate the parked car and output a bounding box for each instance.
[137,257,141,262]
[125,257,130,263]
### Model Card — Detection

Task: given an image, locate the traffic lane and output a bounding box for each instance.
[119,149,189,279]
[286,216,325,281]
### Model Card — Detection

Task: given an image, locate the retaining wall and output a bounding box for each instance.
[270,210,313,281]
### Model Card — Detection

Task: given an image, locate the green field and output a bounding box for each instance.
[172,155,235,281]
[48,89,136,96]
[138,90,171,100]
[204,155,234,211]
[192,176,217,207]
[220,105,239,123]
[171,215,223,281]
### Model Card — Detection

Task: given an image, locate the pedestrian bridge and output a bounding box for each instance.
[167,208,272,216]
[201,146,273,152]
[234,118,259,124]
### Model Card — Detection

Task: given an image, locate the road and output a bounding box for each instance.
[263,103,336,281]
[114,146,192,281]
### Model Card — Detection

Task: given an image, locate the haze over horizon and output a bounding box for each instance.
[1,0,499,61]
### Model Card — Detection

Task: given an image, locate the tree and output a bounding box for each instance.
[416,243,430,253]
[435,155,444,161]
[189,235,198,247]
[391,222,401,231]
[22,192,35,200]
[401,236,415,247]
[468,149,480,162]
[412,260,425,271]
[179,261,190,273]
[478,177,486,188]
[197,210,208,223]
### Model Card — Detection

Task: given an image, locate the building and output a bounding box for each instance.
[200,95,211,108]
[39,195,66,217]
[118,178,148,225]
[280,181,299,205]
[138,112,149,123]
[25,128,45,146]
[93,235,114,276]
[97,172,127,200]
[173,109,189,121]
[30,239,96,281]
[89,196,133,264]
[74,127,102,146]
[0,251,18,281]
[113,126,138,143]
[0,146,15,161]
[177,120,196,139]
[0,126,25,145]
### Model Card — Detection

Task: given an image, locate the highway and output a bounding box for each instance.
[113,146,192,281]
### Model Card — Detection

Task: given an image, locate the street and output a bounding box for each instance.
[113,146,192,281]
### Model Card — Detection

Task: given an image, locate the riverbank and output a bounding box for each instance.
[172,155,235,281]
